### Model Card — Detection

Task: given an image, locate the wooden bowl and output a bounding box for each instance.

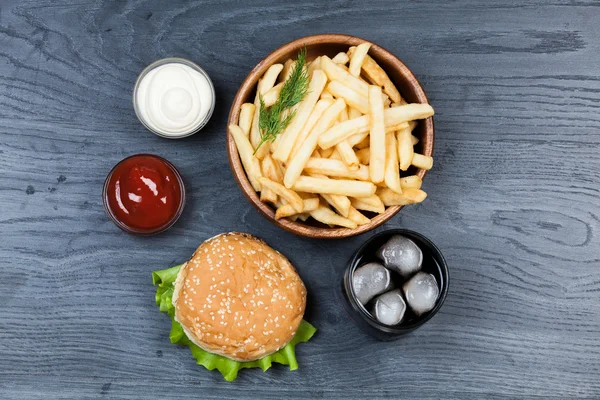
[227,34,434,239]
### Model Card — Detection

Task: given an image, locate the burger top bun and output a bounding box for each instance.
[172,232,307,361]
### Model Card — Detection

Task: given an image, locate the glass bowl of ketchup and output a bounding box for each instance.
[103,154,185,235]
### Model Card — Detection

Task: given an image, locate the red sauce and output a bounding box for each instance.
[104,155,183,232]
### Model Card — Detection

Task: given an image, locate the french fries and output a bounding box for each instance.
[232,44,435,228]
[292,176,376,198]
[321,55,370,97]
[262,154,284,183]
[259,177,304,213]
[230,124,262,191]
[349,43,371,77]
[290,99,334,159]
[397,126,414,171]
[377,187,427,206]
[348,206,371,225]
[310,206,357,229]
[239,103,255,137]
[327,80,369,114]
[281,59,296,82]
[350,197,385,214]
[275,198,319,219]
[411,153,434,170]
[317,104,429,149]
[262,83,284,107]
[384,132,402,194]
[304,157,369,180]
[284,98,346,188]
[336,140,359,169]
[368,85,386,183]
[400,175,423,189]
[332,52,350,65]
[349,48,402,104]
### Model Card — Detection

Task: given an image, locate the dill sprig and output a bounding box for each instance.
[254,48,309,154]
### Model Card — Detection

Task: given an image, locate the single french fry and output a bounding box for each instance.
[384,132,402,194]
[290,99,334,159]
[412,153,433,170]
[284,99,346,188]
[355,147,370,164]
[275,198,319,219]
[229,124,262,191]
[304,158,370,180]
[249,88,264,158]
[348,206,370,225]
[349,43,371,77]
[332,52,350,65]
[273,70,328,163]
[412,135,419,146]
[400,175,422,190]
[368,86,386,183]
[310,206,357,229]
[397,127,414,171]
[321,55,370,97]
[292,176,376,198]
[260,64,284,94]
[280,59,296,83]
[262,82,284,107]
[260,188,278,204]
[321,91,334,100]
[307,56,321,76]
[350,197,385,214]
[360,53,402,103]
[238,103,255,137]
[259,177,304,213]
[327,80,369,114]
[377,187,427,206]
[336,140,360,169]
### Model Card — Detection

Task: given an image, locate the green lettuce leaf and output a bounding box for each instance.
[153,265,316,381]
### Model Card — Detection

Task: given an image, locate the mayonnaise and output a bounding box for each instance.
[134,59,215,138]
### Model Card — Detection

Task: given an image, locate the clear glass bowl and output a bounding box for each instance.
[132,57,216,139]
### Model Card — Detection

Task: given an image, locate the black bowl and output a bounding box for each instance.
[340,229,449,340]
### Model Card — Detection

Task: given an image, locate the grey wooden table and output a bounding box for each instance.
[1,0,599,399]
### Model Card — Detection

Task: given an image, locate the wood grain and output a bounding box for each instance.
[0,0,599,399]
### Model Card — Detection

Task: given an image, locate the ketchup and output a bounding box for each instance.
[104,155,184,233]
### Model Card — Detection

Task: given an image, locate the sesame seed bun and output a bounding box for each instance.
[172,232,307,362]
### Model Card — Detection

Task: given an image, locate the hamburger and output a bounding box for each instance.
[153,232,316,381]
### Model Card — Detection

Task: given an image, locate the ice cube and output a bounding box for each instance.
[376,235,423,278]
[403,272,439,315]
[352,262,394,305]
[371,289,406,326]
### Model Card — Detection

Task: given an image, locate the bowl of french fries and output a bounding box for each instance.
[227,34,434,238]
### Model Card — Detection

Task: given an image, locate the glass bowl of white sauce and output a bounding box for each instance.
[133,58,215,139]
